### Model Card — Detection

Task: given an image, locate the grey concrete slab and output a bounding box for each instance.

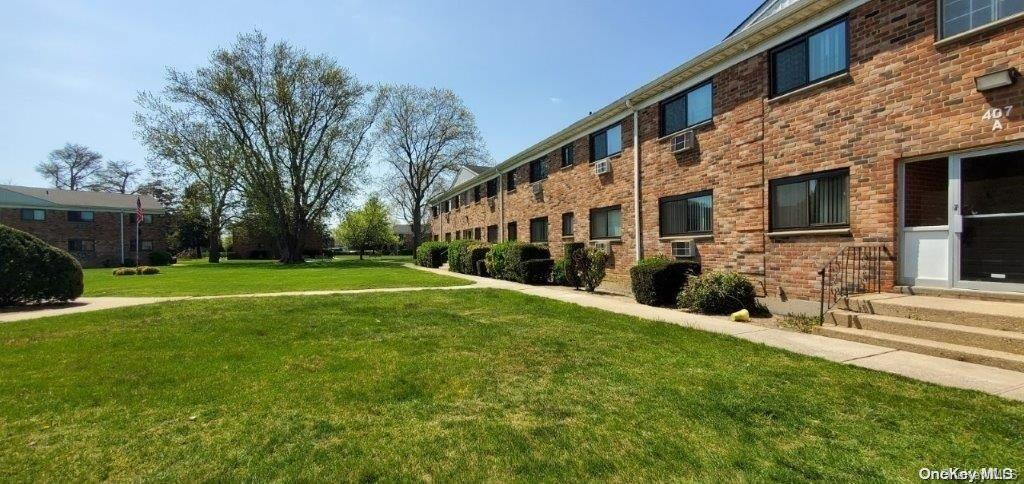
[999,385,1024,402]
[737,328,894,362]
[849,350,1024,395]
[0,297,183,323]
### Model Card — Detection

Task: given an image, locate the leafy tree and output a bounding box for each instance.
[161,31,381,263]
[166,184,211,258]
[92,160,142,193]
[378,85,487,252]
[35,143,103,190]
[334,196,398,260]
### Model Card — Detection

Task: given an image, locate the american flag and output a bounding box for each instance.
[136,196,144,224]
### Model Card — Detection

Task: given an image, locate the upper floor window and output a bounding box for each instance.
[431,205,439,217]
[659,191,713,237]
[452,196,460,210]
[770,18,848,97]
[473,185,482,203]
[590,123,622,161]
[530,157,549,183]
[770,168,850,231]
[67,211,94,222]
[530,217,549,243]
[942,0,1024,38]
[590,205,622,239]
[561,143,575,168]
[506,171,517,191]
[660,81,713,137]
[20,209,45,221]
[486,178,498,197]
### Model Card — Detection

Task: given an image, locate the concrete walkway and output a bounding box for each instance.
[407,264,1024,401]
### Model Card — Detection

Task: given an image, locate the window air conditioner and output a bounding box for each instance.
[593,158,611,175]
[671,130,696,154]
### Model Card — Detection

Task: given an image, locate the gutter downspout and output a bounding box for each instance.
[627,100,642,262]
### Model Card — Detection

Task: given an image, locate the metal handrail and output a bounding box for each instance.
[818,243,889,321]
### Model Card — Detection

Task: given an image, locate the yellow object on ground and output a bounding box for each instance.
[730,309,750,322]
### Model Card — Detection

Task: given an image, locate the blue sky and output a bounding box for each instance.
[0,0,762,190]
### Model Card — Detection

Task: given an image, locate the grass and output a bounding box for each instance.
[82,258,466,296]
[0,289,1021,481]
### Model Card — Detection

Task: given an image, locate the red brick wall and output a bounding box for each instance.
[433,0,1024,299]
[0,208,170,267]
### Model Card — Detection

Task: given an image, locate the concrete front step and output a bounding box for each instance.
[893,285,1024,303]
[815,325,1024,372]
[838,293,1024,331]
[826,309,1024,355]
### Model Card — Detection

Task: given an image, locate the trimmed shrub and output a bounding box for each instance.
[113,266,161,276]
[484,241,550,283]
[468,245,491,276]
[524,258,555,285]
[630,257,700,306]
[475,259,489,277]
[0,224,84,306]
[678,271,760,315]
[415,242,448,268]
[446,240,474,273]
[484,241,514,278]
[139,266,161,275]
[562,242,586,289]
[580,248,608,292]
[148,251,173,266]
[552,258,568,286]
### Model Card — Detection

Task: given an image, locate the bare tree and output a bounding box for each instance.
[136,93,242,263]
[35,143,103,190]
[92,160,142,193]
[377,85,487,250]
[159,31,381,263]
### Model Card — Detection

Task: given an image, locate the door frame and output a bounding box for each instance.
[950,144,1024,292]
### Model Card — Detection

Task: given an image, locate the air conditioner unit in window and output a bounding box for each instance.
[593,158,611,175]
[671,130,696,154]
[589,240,612,255]
[487,197,496,210]
[531,181,543,196]
[671,240,694,259]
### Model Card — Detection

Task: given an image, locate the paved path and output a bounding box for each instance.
[5,266,1024,401]
[407,264,1024,401]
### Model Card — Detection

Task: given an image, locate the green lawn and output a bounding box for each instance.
[82,258,466,296]
[1,289,1021,481]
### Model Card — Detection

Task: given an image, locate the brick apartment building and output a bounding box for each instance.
[0,185,170,267]
[431,0,1024,310]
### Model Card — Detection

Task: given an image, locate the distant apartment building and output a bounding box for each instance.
[431,0,1024,307]
[0,185,169,267]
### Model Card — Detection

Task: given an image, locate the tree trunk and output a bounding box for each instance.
[411,214,423,254]
[207,229,221,263]
[359,245,364,260]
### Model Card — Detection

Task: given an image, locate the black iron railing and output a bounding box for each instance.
[818,243,888,321]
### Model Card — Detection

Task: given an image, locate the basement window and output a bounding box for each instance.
[770,17,848,97]
[941,0,1024,38]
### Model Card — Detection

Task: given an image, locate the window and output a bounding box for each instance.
[659,81,713,137]
[433,235,439,241]
[473,185,482,203]
[67,239,95,252]
[474,227,482,240]
[770,169,850,231]
[20,209,45,221]
[487,224,499,243]
[432,205,439,217]
[530,157,549,183]
[142,214,153,224]
[507,221,517,241]
[561,212,574,237]
[452,196,460,210]
[67,211,94,222]
[942,0,1024,38]
[530,217,549,243]
[445,233,451,242]
[770,18,848,97]
[659,191,713,237]
[486,178,498,197]
[464,229,473,239]
[590,205,622,239]
[130,240,154,251]
[561,143,575,168]
[590,123,622,161]
[506,171,517,191]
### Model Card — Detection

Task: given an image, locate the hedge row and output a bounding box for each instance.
[630,257,700,306]
[485,241,551,284]
[415,241,448,268]
[0,224,84,306]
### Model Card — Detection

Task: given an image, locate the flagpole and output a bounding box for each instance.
[136,216,140,266]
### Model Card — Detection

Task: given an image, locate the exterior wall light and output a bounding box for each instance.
[975,68,1019,92]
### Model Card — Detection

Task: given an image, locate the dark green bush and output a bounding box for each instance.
[579,248,608,292]
[630,257,700,307]
[484,241,514,278]
[468,245,491,276]
[523,258,554,285]
[563,242,586,289]
[0,224,84,306]
[447,240,474,273]
[552,258,568,285]
[484,241,550,283]
[678,271,760,315]
[415,242,448,268]
[148,251,173,266]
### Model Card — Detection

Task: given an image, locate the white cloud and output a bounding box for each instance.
[548,97,564,104]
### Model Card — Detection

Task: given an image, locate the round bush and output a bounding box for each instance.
[148,251,173,266]
[415,242,448,268]
[0,224,84,306]
[630,257,700,307]
[446,240,474,273]
[677,271,758,315]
